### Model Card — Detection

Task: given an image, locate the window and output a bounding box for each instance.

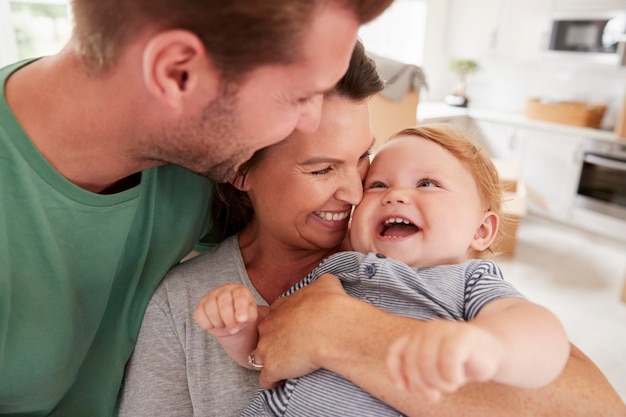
[358,0,427,65]
[0,0,71,67]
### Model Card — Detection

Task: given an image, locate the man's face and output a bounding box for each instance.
[163,5,360,182]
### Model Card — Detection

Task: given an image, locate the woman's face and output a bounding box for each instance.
[244,96,373,251]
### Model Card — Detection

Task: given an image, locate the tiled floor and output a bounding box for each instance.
[495,213,626,402]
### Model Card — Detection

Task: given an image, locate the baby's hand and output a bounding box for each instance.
[386,320,503,401]
[194,284,258,338]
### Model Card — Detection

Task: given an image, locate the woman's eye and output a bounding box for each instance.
[359,150,372,161]
[365,181,387,190]
[311,167,332,176]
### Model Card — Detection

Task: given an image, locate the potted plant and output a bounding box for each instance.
[445,59,479,108]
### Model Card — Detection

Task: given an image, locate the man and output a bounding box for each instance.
[0,1,392,415]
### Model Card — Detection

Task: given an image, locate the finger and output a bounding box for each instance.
[387,335,410,390]
[418,328,461,393]
[401,333,431,395]
[215,291,239,331]
[437,338,468,391]
[232,287,256,323]
[194,296,219,330]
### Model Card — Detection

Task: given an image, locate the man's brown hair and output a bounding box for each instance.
[71,0,393,75]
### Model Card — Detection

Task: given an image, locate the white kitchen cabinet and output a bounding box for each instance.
[465,117,584,222]
[447,0,502,59]
[497,0,553,59]
[447,0,554,60]
[469,119,523,162]
[516,128,584,221]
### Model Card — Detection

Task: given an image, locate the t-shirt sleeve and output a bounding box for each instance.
[117,293,193,417]
[464,260,526,321]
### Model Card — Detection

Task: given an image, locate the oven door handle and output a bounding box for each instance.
[584,154,626,172]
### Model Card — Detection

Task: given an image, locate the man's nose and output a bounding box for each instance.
[294,95,323,134]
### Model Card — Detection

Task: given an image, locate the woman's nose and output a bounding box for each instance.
[335,170,364,206]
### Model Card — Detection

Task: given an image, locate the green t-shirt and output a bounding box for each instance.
[0,60,214,416]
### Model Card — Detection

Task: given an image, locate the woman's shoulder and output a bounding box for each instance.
[155,235,247,299]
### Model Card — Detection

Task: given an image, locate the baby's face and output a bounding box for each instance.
[349,136,489,268]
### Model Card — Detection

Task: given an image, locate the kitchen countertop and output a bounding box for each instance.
[417,102,626,144]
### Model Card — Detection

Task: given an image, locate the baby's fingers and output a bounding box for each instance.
[231,286,258,324]
[387,335,410,390]
[194,294,222,331]
[388,335,442,401]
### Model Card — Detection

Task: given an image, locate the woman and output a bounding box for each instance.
[120,41,625,416]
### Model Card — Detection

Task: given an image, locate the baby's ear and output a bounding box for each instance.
[470,211,499,251]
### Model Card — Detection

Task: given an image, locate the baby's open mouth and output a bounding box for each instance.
[380,217,420,238]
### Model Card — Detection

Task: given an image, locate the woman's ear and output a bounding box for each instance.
[470,211,499,252]
[142,30,219,110]
[231,173,249,192]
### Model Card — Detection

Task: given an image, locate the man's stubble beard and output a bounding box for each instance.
[151,84,252,183]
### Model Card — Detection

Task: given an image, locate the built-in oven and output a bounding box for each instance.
[575,139,626,221]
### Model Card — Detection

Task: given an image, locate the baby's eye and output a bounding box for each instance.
[364,180,387,190]
[311,167,332,176]
[417,179,437,188]
[359,150,372,161]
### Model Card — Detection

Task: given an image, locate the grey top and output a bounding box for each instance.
[118,235,268,417]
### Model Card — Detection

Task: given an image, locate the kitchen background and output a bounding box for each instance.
[1,0,625,405]
[360,0,626,130]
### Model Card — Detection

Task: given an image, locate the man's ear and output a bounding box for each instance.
[470,211,499,252]
[142,30,219,110]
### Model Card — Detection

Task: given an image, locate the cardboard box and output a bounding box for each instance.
[492,159,518,193]
[525,98,606,128]
[369,89,419,152]
[491,160,527,257]
[493,184,527,257]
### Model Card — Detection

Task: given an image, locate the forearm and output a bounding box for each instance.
[215,305,269,370]
[315,297,623,417]
[472,299,570,388]
[216,327,260,370]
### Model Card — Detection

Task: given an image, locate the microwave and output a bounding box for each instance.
[549,11,626,54]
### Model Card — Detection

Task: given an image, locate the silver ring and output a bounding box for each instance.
[247,351,264,369]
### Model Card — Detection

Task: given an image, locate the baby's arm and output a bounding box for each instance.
[387,297,570,400]
[194,284,268,370]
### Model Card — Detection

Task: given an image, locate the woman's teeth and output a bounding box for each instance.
[315,211,349,221]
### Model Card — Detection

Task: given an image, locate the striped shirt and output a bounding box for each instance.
[242,252,524,417]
